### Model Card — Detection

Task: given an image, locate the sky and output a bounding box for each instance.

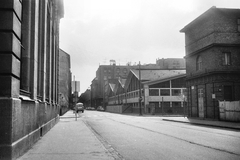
[59,0,240,94]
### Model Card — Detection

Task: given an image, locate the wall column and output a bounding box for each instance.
[0,0,22,159]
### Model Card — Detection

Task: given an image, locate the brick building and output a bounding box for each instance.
[91,63,138,109]
[156,58,186,69]
[0,0,64,159]
[180,7,240,119]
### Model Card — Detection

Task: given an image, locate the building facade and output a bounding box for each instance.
[143,74,186,115]
[91,63,138,109]
[59,49,71,115]
[107,69,186,114]
[91,60,186,110]
[0,0,64,159]
[180,7,240,120]
[156,58,186,69]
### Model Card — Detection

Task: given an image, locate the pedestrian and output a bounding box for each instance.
[74,105,80,117]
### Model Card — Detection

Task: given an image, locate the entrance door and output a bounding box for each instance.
[198,88,204,118]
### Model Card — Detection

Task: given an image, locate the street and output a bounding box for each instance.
[80,110,240,160]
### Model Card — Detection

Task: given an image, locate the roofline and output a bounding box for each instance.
[180,6,216,33]
[142,74,186,85]
[59,48,69,55]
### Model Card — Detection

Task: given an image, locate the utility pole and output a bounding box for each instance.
[139,61,142,116]
[74,76,77,121]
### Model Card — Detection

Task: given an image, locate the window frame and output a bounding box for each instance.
[196,55,202,71]
[160,89,170,96]
[149,88,160,96]
[223,52,231,66]
[171,89,181,96]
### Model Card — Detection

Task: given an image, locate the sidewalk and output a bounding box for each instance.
[17,111,115,160]
[162,117,240,130]
[123,112,240,130]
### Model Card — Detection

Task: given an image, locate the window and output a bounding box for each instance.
[149,89,159,96]
[223,52,231,65]
[116,68,120,73]
[196,56,202,71]
[123,68,127,74]
[160,89,170,96]
[172,60,180,68]
[172,89,181,96]
[238,19,240,32]
[172,102,181,108]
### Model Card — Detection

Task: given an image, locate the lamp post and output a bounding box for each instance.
[139,61,142,116]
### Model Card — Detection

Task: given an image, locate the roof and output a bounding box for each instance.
[109,83,116,92]
[118,78,126,88]
[124,69,186,90]
[142,74,186,86]
[180,6,240,32]
[131,69,186,81]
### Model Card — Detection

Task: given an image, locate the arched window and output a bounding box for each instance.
[196,56,202,71]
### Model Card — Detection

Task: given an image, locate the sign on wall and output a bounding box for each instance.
[72,81,80,93]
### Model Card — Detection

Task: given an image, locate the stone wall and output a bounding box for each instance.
[0,0,64,159]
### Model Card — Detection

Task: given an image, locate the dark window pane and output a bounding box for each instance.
[172,102,181,108]
[172,89,181,96]
[149,89,159,96]
[160,89,170,96]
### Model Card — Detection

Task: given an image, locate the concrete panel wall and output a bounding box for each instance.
[106,105,123,113]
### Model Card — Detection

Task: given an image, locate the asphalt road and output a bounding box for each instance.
[80,110,240,160]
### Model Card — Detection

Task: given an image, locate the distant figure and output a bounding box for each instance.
[75,103,84,117]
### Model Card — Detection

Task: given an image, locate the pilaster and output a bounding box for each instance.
[0,0,22,159]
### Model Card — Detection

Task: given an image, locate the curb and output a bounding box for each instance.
[162,119,240,131]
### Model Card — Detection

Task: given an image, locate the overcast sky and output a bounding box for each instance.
[59,0,240,93]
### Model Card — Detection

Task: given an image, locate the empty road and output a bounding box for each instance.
[79,110,240,160]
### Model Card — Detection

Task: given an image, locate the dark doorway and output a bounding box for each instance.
[224,85,233,101]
